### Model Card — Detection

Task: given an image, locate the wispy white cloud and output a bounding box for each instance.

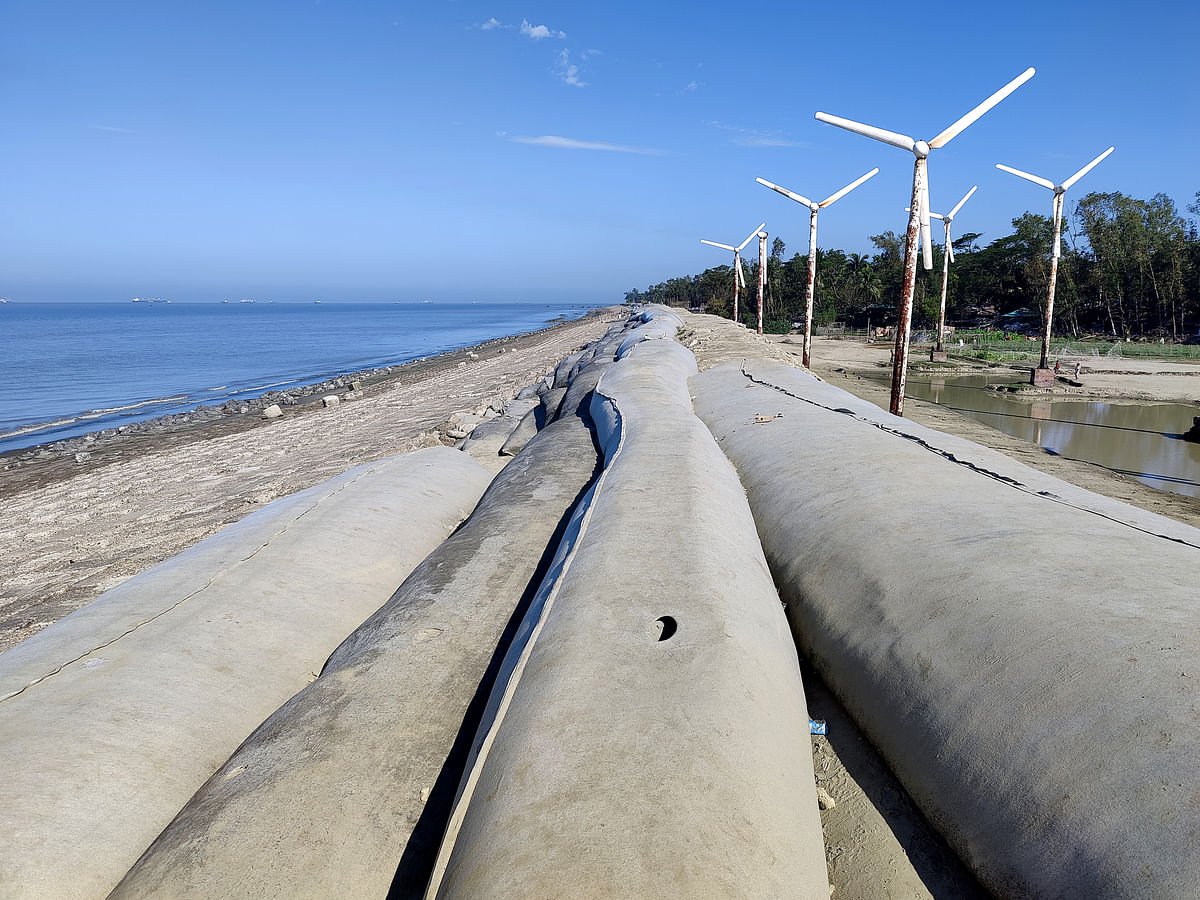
[554,49,586,87]
[479,17,593,85]
[521,18,566,40]
[684,80,700,92]
[735,134,808,148]
[86,124,136,134]
[705,120,810,149]
[511,135,663,155]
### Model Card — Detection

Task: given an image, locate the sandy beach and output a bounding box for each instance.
[0,309,624,653]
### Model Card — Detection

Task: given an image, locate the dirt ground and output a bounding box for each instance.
[0,311,624,653]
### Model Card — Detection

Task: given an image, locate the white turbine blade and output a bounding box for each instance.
[814,112,915,152]
[700,239,736,251]
[929,67,1036,150]
[737,257,748,288]
[928,67,1035,149]
[756,177,812,207]
[919,162,933,270]
[996,163,1055,190]
[738,222,767,251]
[948,184,978,219]
[946,223,955,263]
[1061,146,1115,191]
[819,167,880,208]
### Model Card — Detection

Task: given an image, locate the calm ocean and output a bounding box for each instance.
[0,300,604,453]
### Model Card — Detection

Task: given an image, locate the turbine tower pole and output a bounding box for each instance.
[1042,190,1065,370]
[804,209,817,366]
[733,252,740,324]
[757,231,767,336]
[893,158,925,415]
[936,226,951,354]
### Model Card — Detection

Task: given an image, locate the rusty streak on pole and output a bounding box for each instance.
[804,210,817,368]
[891,159,925,417]
[757,231,767,336]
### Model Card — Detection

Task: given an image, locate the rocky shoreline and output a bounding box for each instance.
[1,311,616,483]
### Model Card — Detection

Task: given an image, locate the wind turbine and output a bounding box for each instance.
[925,184,977,358]
[756,168,879,368]
[996,146,1115,378]
[815,67,1035,416]
[700,221,765,325]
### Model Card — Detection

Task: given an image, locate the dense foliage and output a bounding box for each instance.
[626,190,1200,339]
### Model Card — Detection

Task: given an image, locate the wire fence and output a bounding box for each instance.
[808,326,1200,363]
[950,335,1200,363]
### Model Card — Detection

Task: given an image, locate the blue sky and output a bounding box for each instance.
[2,0,1197,302]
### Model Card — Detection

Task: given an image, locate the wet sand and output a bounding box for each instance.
[0,310,624,653]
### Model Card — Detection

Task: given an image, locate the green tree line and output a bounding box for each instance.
[626,190,1200,339]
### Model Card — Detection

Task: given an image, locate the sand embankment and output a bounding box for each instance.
[0,310,624,653]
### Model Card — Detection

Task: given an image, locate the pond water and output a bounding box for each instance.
[901,374,1200,500]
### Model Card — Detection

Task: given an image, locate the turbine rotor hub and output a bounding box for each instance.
[914,140,931,159]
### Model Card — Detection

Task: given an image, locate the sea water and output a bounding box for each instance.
[0,300,604,453]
